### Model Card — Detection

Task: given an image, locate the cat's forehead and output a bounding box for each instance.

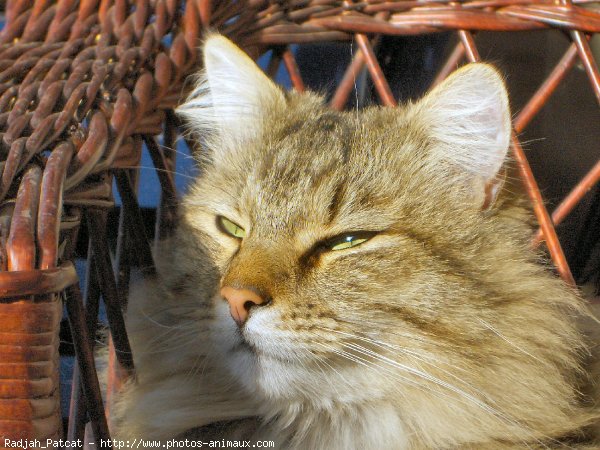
[264,111,351,175]
[235,107,416,232]
[190,102,427,237]
[240,115,351,230]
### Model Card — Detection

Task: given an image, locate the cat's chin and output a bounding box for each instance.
[226,348,393,409]
[230,336,256,354]
[222,335,391,405]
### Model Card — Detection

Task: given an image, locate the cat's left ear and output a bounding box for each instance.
[415,64,512,207]
[176,34,286,145]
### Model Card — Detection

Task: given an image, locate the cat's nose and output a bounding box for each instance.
[220,286,269,326]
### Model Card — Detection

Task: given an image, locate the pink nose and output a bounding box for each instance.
[220,286,268,326]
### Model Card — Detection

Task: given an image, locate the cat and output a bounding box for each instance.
[110,34,600,449]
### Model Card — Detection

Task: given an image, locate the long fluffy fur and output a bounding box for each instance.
[111,35,600,449]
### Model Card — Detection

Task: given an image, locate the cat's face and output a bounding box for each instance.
[175,35,514,402]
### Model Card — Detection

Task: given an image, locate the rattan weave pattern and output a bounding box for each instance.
[0,0,215,443]
[0,0,597,446]
[232,0,600,45]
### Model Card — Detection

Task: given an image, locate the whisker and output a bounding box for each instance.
[340,342,541,448]
[135,332,203,356]
[139,308,210,329]
[119,165,198,181]
[134,301,207,316]
[318,326,482,389]
[313,328,554,449]
[477,318,546,365]
[150,143,201,162]
[355,339,555,448]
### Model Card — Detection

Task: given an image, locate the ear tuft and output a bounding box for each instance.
[176,34,285,145]
[418,64,512,185]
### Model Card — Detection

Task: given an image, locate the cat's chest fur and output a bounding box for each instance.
[186,400,413,450]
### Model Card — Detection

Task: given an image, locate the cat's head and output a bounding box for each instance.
[174,35,533,404]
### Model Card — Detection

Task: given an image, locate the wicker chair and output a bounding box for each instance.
[0,1,598,447]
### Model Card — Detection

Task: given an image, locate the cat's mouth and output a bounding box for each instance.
[230,328,294,364]
[232,339,255,353]
[231,329,258,355]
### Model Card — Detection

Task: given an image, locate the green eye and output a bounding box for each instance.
[328,234,372,251]
[217,216,246,239]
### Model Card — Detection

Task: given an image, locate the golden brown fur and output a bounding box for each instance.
[112,35,600,449]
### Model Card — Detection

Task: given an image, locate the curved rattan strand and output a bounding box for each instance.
[0,262,77,298]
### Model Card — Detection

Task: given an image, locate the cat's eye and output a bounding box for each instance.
[217,216,246,239]
[327,233,374,251]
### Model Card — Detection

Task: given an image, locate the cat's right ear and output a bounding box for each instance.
[176,34,286,145]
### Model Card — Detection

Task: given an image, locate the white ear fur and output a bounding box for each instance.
[418,64,512,185]
[176,34,285,144]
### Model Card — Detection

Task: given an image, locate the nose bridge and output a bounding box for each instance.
[221,241,290,295]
